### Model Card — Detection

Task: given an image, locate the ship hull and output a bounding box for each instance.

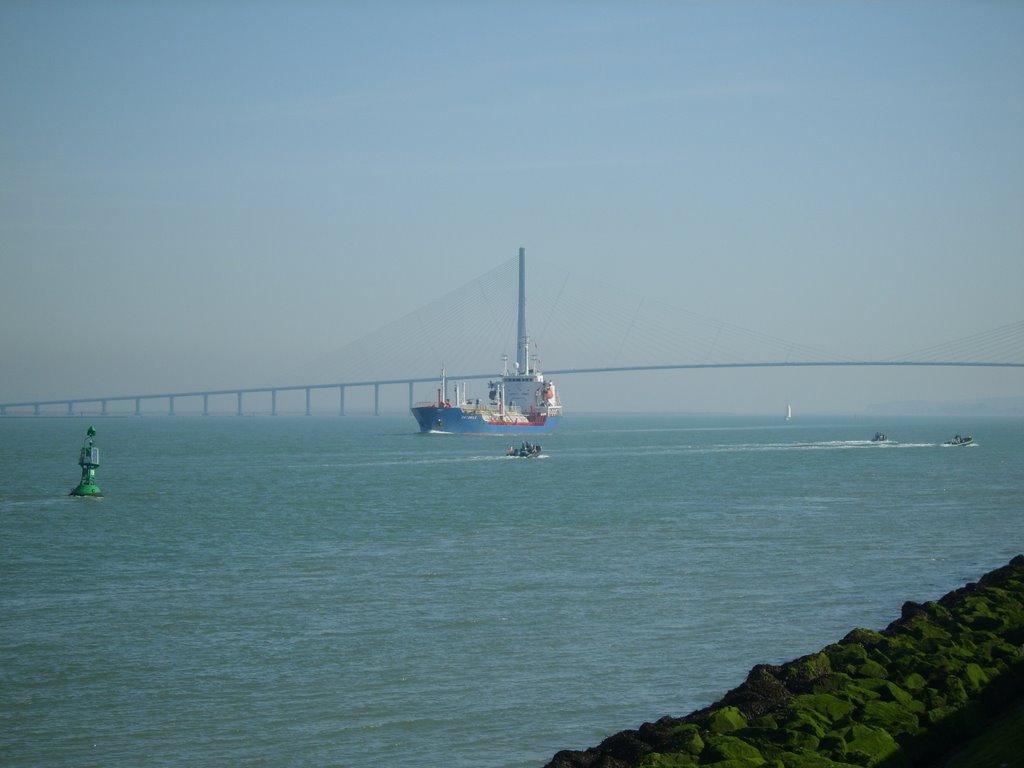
[411,405,560,435]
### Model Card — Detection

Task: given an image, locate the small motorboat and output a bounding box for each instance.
[507,442,543,458]
[871,432,887,442]
[945,434,974,446]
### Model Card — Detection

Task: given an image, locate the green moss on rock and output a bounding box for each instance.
[790,693,856,726]
[640,753,700,768]
[787,710,830,739]
[748,714,779,731]
[963,662,990,692]
[782,653,833,693]
[838,723,899,763]
[706,706,748,735]
[701,734,765,764]
[649,723,705,755]
[776,752,863,768]
[901,672,927,692]
[543,557,1024,768]
[858,698,921,738]
[823,642,867,672]
[855,659,887,679]
[840,628,885,648]
[856,679,921,711]
[742,725,821,754]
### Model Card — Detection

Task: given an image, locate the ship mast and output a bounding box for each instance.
[516,246,528,374]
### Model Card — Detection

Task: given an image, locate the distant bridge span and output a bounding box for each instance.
[2,360,1020,417]
[548,360,1024,376]
[6,256,1019,417]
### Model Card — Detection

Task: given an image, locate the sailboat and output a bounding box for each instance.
[785,403,792,422]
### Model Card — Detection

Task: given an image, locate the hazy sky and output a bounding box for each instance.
[2,1,1022,414]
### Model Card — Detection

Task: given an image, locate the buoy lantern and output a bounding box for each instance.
[69,426,103,497]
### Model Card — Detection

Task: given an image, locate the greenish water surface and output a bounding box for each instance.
[2,414,1021,767]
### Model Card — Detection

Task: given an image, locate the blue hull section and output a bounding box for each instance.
[411,406,560,435]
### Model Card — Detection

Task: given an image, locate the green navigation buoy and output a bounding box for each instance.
[69,426,103,497]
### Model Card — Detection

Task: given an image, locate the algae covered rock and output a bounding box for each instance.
[640,722,705,756]
[639,754,700,768]
[838,723,899,763]
[790,693,856,728]
[701,734,765,764]
[544,556,1024,768]
[776,753,863,768]
[705,706,748,735]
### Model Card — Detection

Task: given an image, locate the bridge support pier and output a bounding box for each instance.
[236,391,243,416]
[374,383,380,416]
[203,393,209,416]
[339,386,345,416]
[305,387,311,416]
[101,400,107,416]
[67,402,74,416]
[135,397,141,416]
[169,396,175,416]
[271,389,277,416]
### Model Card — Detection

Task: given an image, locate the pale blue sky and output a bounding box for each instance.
[2,1,1022,413]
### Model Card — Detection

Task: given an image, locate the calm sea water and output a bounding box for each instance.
[2,413,1022,768]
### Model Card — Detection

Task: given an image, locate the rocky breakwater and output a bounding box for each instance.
[545,555,1024,768]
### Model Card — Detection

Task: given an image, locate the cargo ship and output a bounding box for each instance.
[411,248,562,434]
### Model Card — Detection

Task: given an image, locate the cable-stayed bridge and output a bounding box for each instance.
[3,256,1023,416]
